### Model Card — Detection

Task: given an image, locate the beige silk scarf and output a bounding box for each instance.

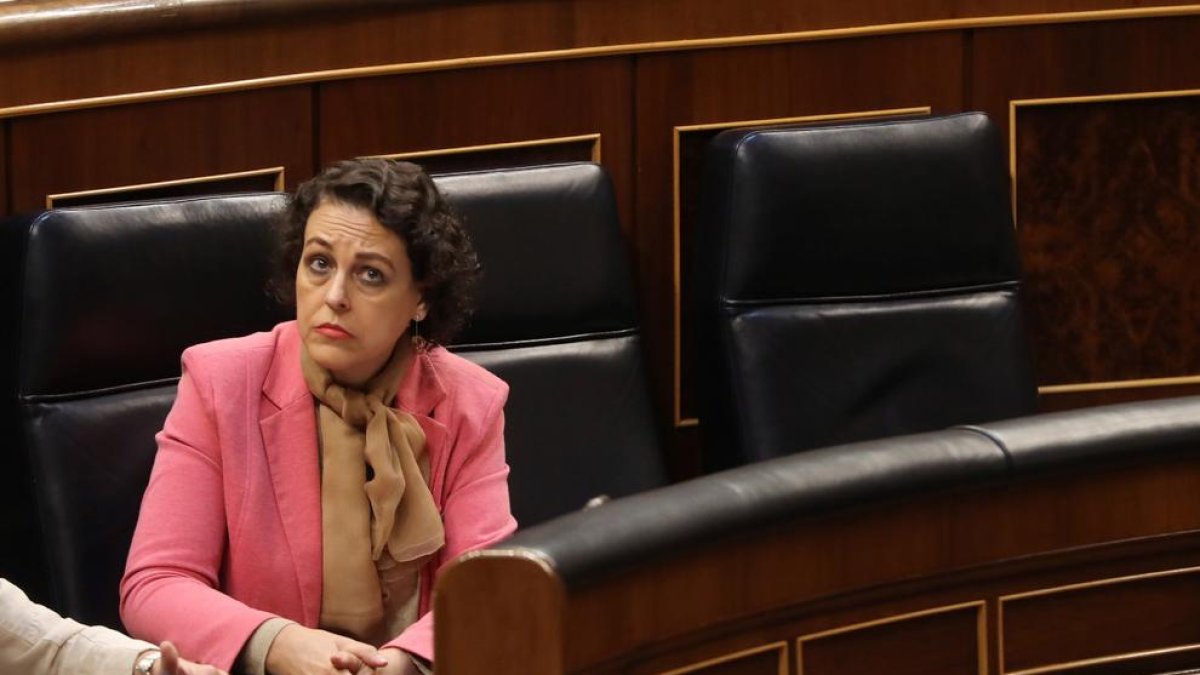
[300,341,445,640]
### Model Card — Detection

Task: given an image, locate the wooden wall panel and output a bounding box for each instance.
[0,1,1195,110]
[973,16,1200,409]
[634,32,965,475]
[7,87,313,212]
[798,604,983,675]
[1000,569,1200,673]
[318,58,635,245]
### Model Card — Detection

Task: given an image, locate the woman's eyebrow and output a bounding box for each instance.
[303,236,332,248]
[355,251,396,270]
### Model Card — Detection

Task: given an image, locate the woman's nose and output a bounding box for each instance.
[324,272,350,311]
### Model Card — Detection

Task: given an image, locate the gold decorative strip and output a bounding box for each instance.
[795,600,987,675]
[370,133,602,164]
[1,5,1199,119]
[671,107,932,428]
[45,166,286,209]
[656,641,788,675]
[1038,374,1200,394]
[1005,645,1200,675]
[997,566,1200,675]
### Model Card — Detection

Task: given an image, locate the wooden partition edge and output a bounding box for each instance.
[2,5,1200,119]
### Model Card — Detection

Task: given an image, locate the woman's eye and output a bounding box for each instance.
[360,267,386,285]
[306,255,331,273]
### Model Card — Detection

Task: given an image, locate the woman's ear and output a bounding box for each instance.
[415,300,428,323]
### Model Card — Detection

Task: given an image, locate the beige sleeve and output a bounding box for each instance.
[0,578,154,675]
[234,617,294,675]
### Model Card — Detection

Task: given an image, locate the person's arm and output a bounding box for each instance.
[0,579,225,675]
[119,352,278,671]
[381,382,519,665]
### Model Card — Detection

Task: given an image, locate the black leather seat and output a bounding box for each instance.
[438,163,667,527]
[0,194,287,627]
[696,112,1037,470]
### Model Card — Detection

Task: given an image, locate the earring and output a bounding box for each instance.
[413,318,421,342]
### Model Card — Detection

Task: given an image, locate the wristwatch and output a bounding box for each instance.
[134,649,162,675]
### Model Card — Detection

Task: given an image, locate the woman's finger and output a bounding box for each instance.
[158,641,181,674]
[336,641,389,669]
[330,650,363,672]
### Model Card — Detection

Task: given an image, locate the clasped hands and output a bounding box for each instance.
[266,624,421,675]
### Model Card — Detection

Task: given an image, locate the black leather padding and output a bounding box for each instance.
[962,394,1200,474]
[439,163,666,527]
[464,336,663,526]
[504,427,1007,586]
[24,386,177,628]
[499,395,1200,589]
[1,193,287,625]
[435,164,639,346]
[696,112,1037,469]
[17,194,290,396]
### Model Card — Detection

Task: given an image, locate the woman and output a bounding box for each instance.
[121,159,516,674]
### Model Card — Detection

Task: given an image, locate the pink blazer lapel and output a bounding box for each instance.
[259,326,323,626]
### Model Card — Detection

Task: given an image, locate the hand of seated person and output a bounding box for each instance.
[265,624,387,674]
[150,641,227,675]
[364,647,421,675]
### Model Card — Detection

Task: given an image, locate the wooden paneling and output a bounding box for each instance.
[1015,94,1200,387]
[973,16,1200,410]
[319,57,634,240]
[634,32,964,472]
[798,604,983,675]
[8,87,313,212]
[1001,569,1200,673]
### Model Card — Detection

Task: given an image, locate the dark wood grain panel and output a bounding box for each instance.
[319,57,634,250]
[1015,94,1200,388]
[634,32,964,471]
[972,15,1200,151]
[7,87,313,213]
[799,604,982,675]
[1001,569,1200,673]
[0,1,1196,110]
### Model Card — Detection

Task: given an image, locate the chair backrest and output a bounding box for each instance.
[696,112,1037,469]
[0,193,288,627]
[438,163,667,527]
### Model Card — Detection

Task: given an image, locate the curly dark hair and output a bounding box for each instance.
[272,158,479,347]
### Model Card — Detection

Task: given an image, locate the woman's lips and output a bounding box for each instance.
[315,323,353,340]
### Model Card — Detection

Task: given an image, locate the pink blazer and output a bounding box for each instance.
[120,321,516,669]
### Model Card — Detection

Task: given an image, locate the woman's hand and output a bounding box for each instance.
[150,641,228,675]
[265,624,388,674]
[369,648,421,675]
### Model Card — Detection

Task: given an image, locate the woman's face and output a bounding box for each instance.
[296,200,426,387]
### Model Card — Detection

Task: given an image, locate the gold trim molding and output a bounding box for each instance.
[796,600,987,675]
[45,166,286,209]
[671,107,931,428]
[997,566,1200,674]
[1009,88,1200,397]
[656,641,788,675]
[371,133,602,165]
[1,5,1199,119]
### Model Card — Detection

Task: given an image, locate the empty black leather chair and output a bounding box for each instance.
[438,163,667,527]
[0,194,288,627]
[696,112,1037,469]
